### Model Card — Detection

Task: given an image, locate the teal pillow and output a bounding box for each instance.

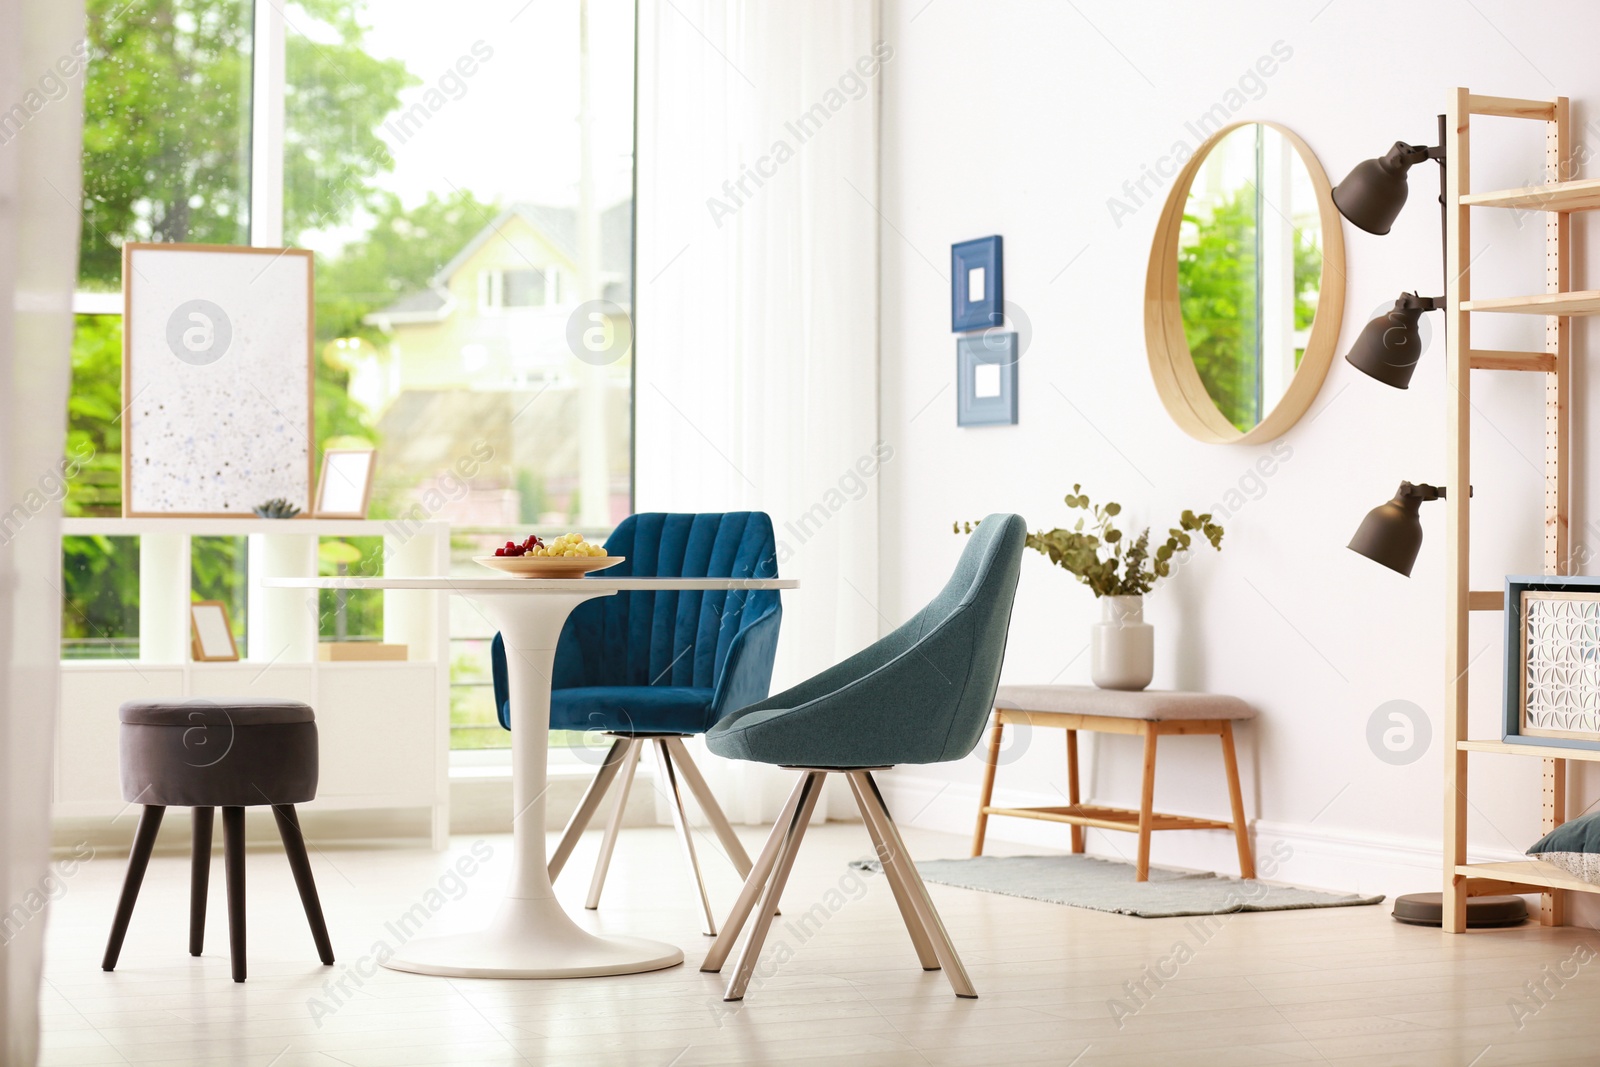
[1528,812,1600,884]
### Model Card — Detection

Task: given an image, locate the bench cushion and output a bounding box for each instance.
[993,685,1253,721]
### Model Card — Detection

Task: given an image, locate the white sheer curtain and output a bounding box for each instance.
[635,0,882,821]
[1,0,84,1061]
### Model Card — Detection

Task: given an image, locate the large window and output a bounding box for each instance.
[64,0,636,750]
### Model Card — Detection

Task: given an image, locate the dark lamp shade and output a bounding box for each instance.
[1332,142,1419,236]
[1348,490,1425,577]
[1345,296,1427,389]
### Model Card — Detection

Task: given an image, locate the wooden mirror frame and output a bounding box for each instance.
[1144,121,1347,445]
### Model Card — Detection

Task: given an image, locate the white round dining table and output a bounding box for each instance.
[265,573,797,979]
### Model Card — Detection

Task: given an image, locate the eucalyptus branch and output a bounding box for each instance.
[955,484,1223,598]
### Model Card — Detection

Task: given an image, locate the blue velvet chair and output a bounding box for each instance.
[490,512,782,934]
[699,513,1025,1001]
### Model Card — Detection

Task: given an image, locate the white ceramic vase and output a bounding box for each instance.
[1090,594,1153,691]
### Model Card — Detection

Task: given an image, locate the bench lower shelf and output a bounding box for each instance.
[980,803,1234,834]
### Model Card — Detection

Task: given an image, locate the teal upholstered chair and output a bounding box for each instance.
[489,512,781,934]
[700,513,1025,1001]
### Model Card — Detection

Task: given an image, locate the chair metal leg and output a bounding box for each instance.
[222,806,247,982]
[853,772,977,998]
[102,805,166,971]
[586,739,642,910]
[725,771,826,1001]
[846,775,939,971]
[272,805,334,965]
[701,772,810,974]
[654,740,718,936]
[190,807,213,957]
[662,737,755,877]
[549,736,632,883]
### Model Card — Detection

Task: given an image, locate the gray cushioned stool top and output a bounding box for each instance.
[119,698,315,727]
[993,685,1254,721]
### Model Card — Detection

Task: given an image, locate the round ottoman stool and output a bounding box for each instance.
[101,697,334,982]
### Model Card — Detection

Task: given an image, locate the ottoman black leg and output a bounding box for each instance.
[102,805,166,971]
[272,805,334,965]
[190,807,213,956]
[222,806,247,982]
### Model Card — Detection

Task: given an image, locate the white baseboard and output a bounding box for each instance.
[876,772,1530,900]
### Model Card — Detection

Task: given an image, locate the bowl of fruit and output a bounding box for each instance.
[474,533,623,578]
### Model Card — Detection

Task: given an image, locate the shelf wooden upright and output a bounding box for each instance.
[1442,88,1594,930]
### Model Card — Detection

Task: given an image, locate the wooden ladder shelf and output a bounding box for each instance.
[1443,88,1597,931]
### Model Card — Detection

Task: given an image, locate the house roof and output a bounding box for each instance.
[367,200,632,325]
[428,201,631,292]
[370,286,452,321]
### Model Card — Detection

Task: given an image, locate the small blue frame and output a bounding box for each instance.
[956,333,1017,427]
[951,235,1003,332]
[1503,573,1600,750]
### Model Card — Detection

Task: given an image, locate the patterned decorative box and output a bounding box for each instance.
[1505,575,1600,749]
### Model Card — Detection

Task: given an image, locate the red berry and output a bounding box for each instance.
[494,548,505,557]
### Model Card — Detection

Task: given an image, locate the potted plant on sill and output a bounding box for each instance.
[957,485,1224,690]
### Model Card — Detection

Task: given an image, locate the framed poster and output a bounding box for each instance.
[122,243,315,517]
[1504,574,1600,750]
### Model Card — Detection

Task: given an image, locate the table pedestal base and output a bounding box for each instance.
[382,895,684,979]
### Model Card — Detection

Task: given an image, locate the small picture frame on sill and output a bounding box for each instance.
[951,235,1003,332]
[190,601,240,662]
[314,449,376,519]
[956,333,1017,427]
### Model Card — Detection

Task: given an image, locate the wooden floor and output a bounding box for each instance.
[33,822,1600,1066]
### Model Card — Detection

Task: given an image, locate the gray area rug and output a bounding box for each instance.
[848,854,1385,918]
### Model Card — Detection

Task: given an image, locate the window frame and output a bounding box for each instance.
[69,1,641,761]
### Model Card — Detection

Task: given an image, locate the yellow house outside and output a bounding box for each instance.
[354,201,633,526]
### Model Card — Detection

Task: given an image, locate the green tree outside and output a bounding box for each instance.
[1177,184,1322,433]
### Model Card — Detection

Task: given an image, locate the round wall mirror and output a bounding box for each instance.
[1145,122,1345,444]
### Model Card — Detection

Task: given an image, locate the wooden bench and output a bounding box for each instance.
[972,685,1256,881]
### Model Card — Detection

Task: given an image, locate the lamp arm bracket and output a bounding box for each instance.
[1395,143,1441,167]
[1401,484,1472,501]
[1399,481,1471,502]
[1425,114,1448,163]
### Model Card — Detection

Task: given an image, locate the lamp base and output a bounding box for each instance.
[1391,892,1528,928]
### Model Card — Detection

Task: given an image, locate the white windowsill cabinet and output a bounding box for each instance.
[56,517,452,849]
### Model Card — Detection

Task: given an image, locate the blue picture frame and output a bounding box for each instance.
[956,333,1017,427]
[1502,573,1600,750]
[951,235,1003,332]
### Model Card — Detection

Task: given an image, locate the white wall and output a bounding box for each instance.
[876,0,1600,907]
